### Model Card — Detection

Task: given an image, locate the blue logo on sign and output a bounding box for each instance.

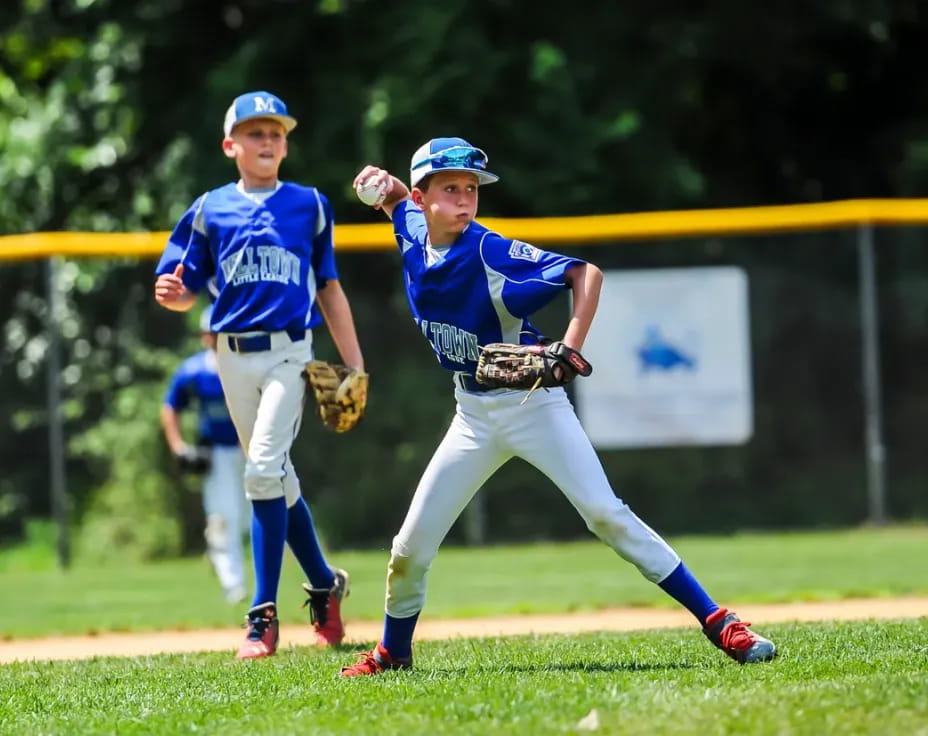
[637,325,696,372]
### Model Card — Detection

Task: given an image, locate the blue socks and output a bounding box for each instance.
[250,496,334,608]
[383,612,420,659]
[286,496,335,590]
[658,562,720,624]
[250,497,288,607]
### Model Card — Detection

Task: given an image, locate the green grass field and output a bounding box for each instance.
[2,525,927,734]
[1,620,925,735]
[4,524,927,638]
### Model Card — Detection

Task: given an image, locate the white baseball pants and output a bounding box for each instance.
[202,444,248,595]
[385,387,682,618]
[215,331,314,507]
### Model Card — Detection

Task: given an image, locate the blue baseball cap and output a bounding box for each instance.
[223,91,297,137]
[409,137,499,187]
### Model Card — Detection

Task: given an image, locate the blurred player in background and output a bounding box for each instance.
[341,137,778,676]
[161,304,248,604]
[153,90,364,659]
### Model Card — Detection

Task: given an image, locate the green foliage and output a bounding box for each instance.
[2,620,927,735]
[70,377,182,561]
[4,1,928,550]
[0,518,56,572]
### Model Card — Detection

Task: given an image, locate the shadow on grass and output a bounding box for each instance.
[337,640,699,675]
[436,660,697,675]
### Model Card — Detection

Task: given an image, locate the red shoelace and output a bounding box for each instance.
[719,619,757,652]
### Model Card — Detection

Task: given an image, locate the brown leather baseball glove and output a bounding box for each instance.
[305,361,369,433]
[475,341,593,391]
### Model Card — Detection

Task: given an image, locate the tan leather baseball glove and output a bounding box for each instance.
[305,361,369,433]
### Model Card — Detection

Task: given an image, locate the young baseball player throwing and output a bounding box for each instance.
[154,91,364,659]
[341,137,777,676]
[161,304,249,604]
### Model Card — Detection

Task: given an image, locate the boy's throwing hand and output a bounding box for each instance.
[154,264,196,310]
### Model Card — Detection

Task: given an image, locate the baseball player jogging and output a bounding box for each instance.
[153,91,365,659]
[340,137,777,676]
[161,304,249,604]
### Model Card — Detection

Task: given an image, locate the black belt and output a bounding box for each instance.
[227,328,306,354]
[454,373,497,393]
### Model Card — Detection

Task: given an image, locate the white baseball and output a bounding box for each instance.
[355,179,386,206]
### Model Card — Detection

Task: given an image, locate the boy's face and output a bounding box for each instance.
[412,171,480,240]
[222,118,288,183]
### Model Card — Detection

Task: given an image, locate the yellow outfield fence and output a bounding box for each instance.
[2,198,928,261]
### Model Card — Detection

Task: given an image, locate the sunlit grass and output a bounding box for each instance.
[1,619,925,735]
[3,523,926,639]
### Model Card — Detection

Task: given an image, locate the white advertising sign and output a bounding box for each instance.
[575,266,753,448]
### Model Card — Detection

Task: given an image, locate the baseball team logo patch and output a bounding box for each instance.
[509,240,541,262]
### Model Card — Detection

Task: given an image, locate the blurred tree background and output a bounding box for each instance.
[1,0,927,558]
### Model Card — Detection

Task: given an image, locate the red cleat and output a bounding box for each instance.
[340,642,413,677]
[302,568,350,647]
[236,602,279,659]
[703,608,777,664]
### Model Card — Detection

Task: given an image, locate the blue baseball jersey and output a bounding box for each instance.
[392,200,585,376]
[155,182,339,333]
[163,351,239,447]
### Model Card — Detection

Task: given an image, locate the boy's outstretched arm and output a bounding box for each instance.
[562,263,603,351]
[316,279,364,372]
[353,165,410,220]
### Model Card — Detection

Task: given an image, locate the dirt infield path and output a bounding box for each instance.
[3,596,926,664]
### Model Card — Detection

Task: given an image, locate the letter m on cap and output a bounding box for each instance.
[254,96,277,113]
